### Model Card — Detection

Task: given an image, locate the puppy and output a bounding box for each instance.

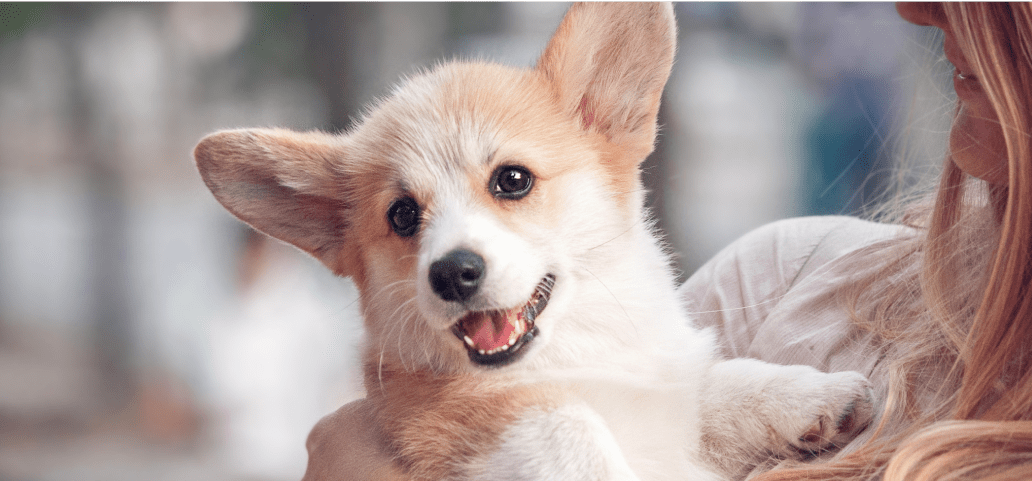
[195,3,872,480]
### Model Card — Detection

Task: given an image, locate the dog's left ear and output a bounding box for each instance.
[194,128,357,277]
[537,2,676,165]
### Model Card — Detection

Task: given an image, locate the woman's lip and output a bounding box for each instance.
[946,54,973,75]
[943,37,975,79]
[942,35,986,103]
[953,68,982,100]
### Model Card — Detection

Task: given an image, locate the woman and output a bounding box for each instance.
[305,3,1032,479]
[733,2,1032,479]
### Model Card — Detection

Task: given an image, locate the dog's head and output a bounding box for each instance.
[195,3,676,374]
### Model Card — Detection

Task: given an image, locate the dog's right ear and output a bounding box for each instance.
[194,128,356,276]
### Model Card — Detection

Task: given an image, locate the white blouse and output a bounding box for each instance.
[681,215,935,455]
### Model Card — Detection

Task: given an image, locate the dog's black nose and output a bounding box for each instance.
[429,249,485,302]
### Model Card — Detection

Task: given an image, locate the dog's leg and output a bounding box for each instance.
[698,359,874,479]
[469,403,640,481]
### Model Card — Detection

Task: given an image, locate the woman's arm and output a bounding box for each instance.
[303,399,409,481]
[682,216,876,357]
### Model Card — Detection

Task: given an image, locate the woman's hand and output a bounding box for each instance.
[303,398,409,481]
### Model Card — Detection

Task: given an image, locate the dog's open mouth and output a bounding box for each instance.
[451,274,555,367]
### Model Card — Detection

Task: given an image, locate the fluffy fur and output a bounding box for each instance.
[196,3,873,480]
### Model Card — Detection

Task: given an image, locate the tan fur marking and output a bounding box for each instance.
[535,3,675,214]
[365,365,561,480]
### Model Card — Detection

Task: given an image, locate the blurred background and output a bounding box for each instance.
[0,3,952,481]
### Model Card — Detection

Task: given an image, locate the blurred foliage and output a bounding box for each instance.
[0,2,50,42]
[447,3,504,37]
[247,3,309,81]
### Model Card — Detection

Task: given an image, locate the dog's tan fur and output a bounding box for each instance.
[366,366,564,480]
[536,2,675,207]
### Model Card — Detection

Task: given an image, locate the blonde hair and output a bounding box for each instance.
[755,3,1032,480]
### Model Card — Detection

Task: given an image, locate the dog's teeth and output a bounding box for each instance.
[478,349,486,355]
[463,335,475,347]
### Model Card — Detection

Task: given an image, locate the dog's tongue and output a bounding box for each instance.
[466,309,517,351]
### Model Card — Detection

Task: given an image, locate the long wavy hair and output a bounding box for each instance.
[756,3,1032,480]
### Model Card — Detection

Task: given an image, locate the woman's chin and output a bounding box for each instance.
[950,104,1008,185]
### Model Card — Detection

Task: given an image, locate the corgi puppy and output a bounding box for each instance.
[195,3,873,480]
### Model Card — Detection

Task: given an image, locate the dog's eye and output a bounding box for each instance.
[491,165,533,199]
[387,197,420,237]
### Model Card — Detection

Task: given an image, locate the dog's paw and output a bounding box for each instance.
[783,370,874,456]
[700,360,876,478]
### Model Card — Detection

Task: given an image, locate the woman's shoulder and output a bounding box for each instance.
[686,215,909,294]
[734,216,911,281]
[680,216,913,358]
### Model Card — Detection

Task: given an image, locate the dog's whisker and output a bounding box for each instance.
[684,296,787,317]
[400,303,423,370]
[380,300,414,371]
[579,266,639,340]
[367,278,416,305]
[373,295,418,375]
[392,299,419,371]
[377,349,386,392]
[416,314,436,367]
[586,216,649,251]
[386,296,418,324]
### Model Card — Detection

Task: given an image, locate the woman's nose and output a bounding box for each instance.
[896,2,948,29]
